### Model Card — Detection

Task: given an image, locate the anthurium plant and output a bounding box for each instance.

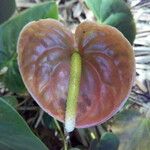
[1,0,148,150]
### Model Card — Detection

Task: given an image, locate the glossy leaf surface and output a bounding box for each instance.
[0,1,58,93]
[17,19,135,128]
[85,0,136,44]
[0,97,48,150]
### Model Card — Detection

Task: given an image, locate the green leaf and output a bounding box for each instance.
[0,1,58,93]
[43,113,56,129]
[1,95,18,108]
[90,132,119,150]
[84,0,136,44]
[0,0,16,24]
[0,97,48,150]
[111,109,150,150]
[99,132,119,150]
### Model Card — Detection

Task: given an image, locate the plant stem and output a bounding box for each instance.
[65,51,82,132]
[54,119,68,150]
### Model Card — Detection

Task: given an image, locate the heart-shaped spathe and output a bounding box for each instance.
[17,19,135,128]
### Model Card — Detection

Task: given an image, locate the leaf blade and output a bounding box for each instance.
[0,97,48,150]
[0,0,16,24]
[84,0,136,44]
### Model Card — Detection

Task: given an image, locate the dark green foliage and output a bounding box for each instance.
[0,97,48,150]
[85,0,136,44]
[0,1,58,93]
[43,113,57,129]
[0,0,16,24]
[1,95,18,107]
[90,132,119,150]
[98,132,119,150]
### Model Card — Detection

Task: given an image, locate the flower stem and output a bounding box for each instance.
[65,51,82,132]
[54,119,68,150]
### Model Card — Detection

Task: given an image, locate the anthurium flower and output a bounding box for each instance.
[17,19,135,132]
